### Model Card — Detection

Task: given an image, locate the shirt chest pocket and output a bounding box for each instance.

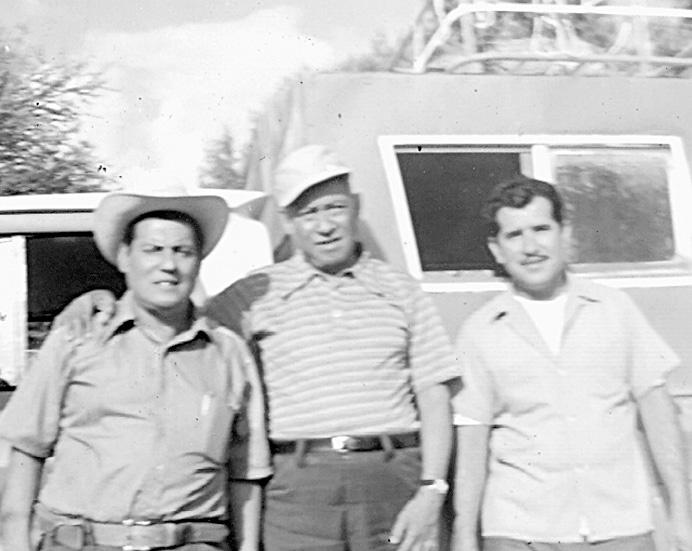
[183,392,241,464]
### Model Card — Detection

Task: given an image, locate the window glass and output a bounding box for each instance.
[396,149,530,271]
[386,140,680,277]
[26,234,125,350]
[554,149,675,263]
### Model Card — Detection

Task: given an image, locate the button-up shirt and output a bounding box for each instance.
[453,277,678,543]
[207,251,458,440]
[0,292,271,523]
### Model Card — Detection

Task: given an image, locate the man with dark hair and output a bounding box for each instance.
[0,189,271,551]
[453,175,692,551]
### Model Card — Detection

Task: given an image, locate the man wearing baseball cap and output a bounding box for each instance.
[50,146,459,551]
[206,145,458,551]
[0,189,271,550]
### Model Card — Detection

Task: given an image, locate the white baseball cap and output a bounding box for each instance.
[273,145,351,208]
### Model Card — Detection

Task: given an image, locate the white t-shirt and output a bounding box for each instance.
[514,293,568,356]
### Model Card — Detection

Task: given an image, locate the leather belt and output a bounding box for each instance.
[270,431,420,454]
[34,502,229,550]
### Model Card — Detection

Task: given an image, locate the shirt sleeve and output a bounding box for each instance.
[205,281,252,339]
[0,327,74,458]
[621,293,680,398]
[451,323,496,426]
[406,285,460,392]
[226,334,272,481]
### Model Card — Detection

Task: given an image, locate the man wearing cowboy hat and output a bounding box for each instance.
[0,189,271,551]
[49,145,459,551]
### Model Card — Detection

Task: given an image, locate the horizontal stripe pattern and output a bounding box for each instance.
[208,252,457,439]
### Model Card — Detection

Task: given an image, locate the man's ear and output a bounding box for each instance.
[351,193,361,217]
[280,209,296,236]
[487,237,505,265]
[116,244,130,274]
[560,223,575,262]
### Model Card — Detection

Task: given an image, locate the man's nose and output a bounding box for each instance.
[314,211,336,233]
[159,249,177,270]
[521,231,540,253]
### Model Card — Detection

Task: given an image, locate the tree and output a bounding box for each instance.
[198,127,247,190]
[0,28,109,195]
[335,31,398,72]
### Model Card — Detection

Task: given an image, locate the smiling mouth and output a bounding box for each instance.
[522,257,547,267]
[317,238,340,247]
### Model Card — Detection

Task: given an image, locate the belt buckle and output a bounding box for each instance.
[330,435,351,452]
[52,521,87,550]
[122,519,153,551]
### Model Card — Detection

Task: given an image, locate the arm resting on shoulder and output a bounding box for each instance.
[229,479,263,551]
[390,381,453,551]
[0,447,44,551]
[638,385,692,551]
[453,424,490,551]
[52,289,117,337]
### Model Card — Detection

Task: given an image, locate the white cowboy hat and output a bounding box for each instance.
[273,145,351,208]
[93,188,229,265]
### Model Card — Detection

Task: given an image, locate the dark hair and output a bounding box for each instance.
[482,175,564,237]
[123,210,204,252]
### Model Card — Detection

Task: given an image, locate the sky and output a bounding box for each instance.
[2,0,420,187]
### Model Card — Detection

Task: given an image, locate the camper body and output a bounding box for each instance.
[250,71,692,405]
[245,71,692,549]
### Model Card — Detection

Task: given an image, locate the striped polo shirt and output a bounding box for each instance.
[207,251,458,440]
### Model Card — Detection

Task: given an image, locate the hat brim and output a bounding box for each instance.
[93,192,229,265]
[276,166,351,208]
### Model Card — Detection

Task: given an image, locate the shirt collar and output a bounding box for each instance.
[489,274,602,323]
[280,246,385,299]
[102,291,213,344]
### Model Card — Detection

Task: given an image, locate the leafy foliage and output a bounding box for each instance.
[0,28,109,195]
[335,31,398,72]
[198,127,247,189]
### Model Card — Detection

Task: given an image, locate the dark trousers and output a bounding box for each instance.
[482,533,656,551]
[263,447,421,551]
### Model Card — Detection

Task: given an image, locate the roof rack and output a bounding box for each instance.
[392,1,692,76]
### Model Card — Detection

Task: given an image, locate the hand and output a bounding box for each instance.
[389,488,445,551]
[52,289,116,339]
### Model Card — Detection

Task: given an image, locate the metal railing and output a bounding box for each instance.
[393,1,692,76]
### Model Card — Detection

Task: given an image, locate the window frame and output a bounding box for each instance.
[378,134,692,293]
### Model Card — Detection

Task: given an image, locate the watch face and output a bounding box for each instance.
[420,479,449,494]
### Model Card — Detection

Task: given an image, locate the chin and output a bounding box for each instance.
[151,295,188,310]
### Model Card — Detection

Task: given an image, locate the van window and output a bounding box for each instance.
[26,233,126,351]
[379,135,691,287]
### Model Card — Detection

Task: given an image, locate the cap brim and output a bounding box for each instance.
[276,166,351,208]
[93,193,229,265]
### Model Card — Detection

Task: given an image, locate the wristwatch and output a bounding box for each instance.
[420,478,449,495]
